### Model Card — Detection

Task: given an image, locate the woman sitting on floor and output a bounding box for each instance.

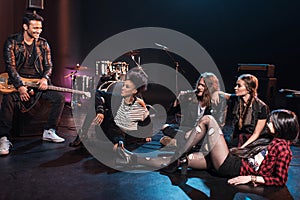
[94,67,152,150]
[117,109,299,186]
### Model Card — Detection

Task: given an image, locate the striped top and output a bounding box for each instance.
[114,98,149,131]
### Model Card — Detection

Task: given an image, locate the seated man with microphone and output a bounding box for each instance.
[160,72,228,147]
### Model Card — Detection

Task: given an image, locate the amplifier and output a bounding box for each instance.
[237,64,275,78]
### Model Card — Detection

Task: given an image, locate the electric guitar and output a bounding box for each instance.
[0,72,92,112]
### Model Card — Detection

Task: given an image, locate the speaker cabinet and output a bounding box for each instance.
[238,64,275,78]
[258,78,277,109]
[237,63,277,109]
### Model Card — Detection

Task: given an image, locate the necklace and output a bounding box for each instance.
[25,42,34,57]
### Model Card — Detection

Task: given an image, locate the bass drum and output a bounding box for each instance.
[98,81,123,94]
[72,75,94,99]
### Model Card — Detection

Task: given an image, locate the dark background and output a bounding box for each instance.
[1,0,299,109]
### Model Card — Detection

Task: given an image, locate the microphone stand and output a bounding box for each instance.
[162,49,180,95]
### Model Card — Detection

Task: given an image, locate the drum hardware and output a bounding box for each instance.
[98,81,123,94]
[128,52,148,79]
[155,42,180,95]
[66,64,88,71]
[95,60,128,79]
[124,50,140,56]
[64,64,95,108]
[95,60,112,76]
[64,71,77,78]
[72,75,95,98]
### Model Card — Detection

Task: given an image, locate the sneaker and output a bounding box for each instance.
[0,136,12,155]
[42,129,65,143]
[160,136,177,147]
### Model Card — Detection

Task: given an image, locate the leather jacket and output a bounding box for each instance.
[167,93,228,129]
[3,32,53,89]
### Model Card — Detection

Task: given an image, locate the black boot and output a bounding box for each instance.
[115,141,136,165]
[160,155,188,175]
[69,135,83,147]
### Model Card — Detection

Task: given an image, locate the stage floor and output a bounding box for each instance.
[0,104,299,200]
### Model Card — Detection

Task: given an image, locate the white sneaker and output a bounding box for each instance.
[0,136,12,155]
[42,129,65,143]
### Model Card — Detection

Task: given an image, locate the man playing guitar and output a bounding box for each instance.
[0,12,65,155]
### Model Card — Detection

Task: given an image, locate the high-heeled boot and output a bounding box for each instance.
[115,141,137,165]
[160,155,188,175]
[69,135,83,147]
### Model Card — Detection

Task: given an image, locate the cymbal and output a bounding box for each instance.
[124,50,140,56]
[112,62,129,66]
[66,66,88,70]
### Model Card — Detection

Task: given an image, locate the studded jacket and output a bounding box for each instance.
[3,32,53,89]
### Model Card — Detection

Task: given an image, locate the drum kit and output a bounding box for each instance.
[96,61,129,82]
[66,59,131,106]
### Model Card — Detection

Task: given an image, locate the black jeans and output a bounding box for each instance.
[0,90,65,137]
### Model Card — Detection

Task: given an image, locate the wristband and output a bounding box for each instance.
[251,175,257,184]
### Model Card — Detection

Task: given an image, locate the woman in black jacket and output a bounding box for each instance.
[160,72,227,147]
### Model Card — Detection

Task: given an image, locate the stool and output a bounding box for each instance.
[13,99,51,136]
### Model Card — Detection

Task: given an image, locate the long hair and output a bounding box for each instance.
[195,72,220,107]
[238,74,258,97]
[268,109,299,141]
[237,74,259,129]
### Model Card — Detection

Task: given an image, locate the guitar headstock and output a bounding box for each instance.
[84,92,91,98]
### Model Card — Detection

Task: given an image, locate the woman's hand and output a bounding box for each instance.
[94,113,104,125]
[211,91,220,105]
[228,175,252,185]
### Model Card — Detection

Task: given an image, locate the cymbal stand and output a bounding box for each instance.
[65,70,79,108]
[131,55,149,79]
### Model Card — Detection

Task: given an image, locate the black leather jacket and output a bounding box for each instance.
[3,32,53,89]
[167,93,228,129]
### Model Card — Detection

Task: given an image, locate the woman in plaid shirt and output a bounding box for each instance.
[118,109,299,186]
[168,109,299,186]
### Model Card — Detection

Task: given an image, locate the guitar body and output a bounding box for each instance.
[0,73,40,94]
[0,72,92,112]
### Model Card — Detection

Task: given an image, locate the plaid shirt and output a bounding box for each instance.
[240,138,292,186]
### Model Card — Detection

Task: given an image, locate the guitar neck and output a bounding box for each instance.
[47,85,88,95]
[24,82,91,97]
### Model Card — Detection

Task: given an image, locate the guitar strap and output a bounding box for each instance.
[18,91,43,113]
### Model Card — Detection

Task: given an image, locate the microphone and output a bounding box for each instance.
[154,43,168,50]
[179,89,197,95]
[279,88,300,93]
